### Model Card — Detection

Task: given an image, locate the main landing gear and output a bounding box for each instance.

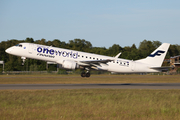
[81,67,91,77]
[81,71,91,77]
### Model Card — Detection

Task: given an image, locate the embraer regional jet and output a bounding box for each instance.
[5,43,170,77]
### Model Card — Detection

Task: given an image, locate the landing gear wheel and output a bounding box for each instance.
[81,71,91,77]
[85,72,90,77]
[81,72,86,77]
[81,67,91,77]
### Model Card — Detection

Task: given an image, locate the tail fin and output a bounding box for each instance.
[136,43,170,67]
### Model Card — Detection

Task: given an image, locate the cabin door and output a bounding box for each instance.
[29,44,34,54]
[131,61,136,71]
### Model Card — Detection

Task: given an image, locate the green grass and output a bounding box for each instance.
[1,89,180,120]
[1,74,180,119]
[0,74,180,84]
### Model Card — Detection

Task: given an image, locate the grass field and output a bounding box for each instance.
[0,74,180,84]
[1,89,180,120]
[1,74,180,119]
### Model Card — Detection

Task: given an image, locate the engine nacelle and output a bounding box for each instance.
[61,60,79,70]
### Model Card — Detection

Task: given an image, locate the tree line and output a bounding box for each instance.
[0,38,180,71]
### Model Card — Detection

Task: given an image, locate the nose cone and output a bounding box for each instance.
[5,48,12,54]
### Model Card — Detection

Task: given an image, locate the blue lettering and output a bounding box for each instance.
[49,49,54,55]
[62,51,67,57]
[58,51,62,56]
[67,51,72,58]
[55,50,58,55]
[37,47,78,59]
[37,47,42,52]
[70,51,73,58]
[73,53,78,59]
[43,48,49,54]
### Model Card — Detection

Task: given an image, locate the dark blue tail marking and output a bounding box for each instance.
[149,50,165,57]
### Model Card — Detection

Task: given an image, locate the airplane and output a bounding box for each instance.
[5,42,170,77]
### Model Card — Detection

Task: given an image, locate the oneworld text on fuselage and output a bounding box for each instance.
[37,47,78,59]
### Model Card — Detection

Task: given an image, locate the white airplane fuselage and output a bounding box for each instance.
[5,43,170,77]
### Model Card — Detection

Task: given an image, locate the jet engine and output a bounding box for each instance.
[60,60,79,70]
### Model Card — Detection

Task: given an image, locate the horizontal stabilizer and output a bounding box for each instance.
[150,66,172,69]
[150,66,173,72]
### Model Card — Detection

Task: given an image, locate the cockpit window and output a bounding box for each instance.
[15,44,22,47]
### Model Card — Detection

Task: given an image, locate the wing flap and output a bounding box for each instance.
[79,59,113,64]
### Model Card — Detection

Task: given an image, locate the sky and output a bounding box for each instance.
[0,0,180,48]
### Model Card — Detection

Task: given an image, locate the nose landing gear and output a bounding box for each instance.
[21,57,26,65]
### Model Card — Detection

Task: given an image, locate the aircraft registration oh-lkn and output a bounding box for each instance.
[6,43,170,77]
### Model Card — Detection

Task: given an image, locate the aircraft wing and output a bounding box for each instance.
[77,59,113,70]
[78,52,121,65]
[76,59,113,68]
[79,59,113,64]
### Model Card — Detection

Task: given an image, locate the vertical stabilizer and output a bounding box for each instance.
[135,43,170,67]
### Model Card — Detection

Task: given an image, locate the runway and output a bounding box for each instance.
[1,83,180,90]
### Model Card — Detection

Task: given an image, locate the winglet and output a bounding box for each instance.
[115,52,121,59]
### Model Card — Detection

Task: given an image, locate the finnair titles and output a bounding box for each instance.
[6,43,170,77]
